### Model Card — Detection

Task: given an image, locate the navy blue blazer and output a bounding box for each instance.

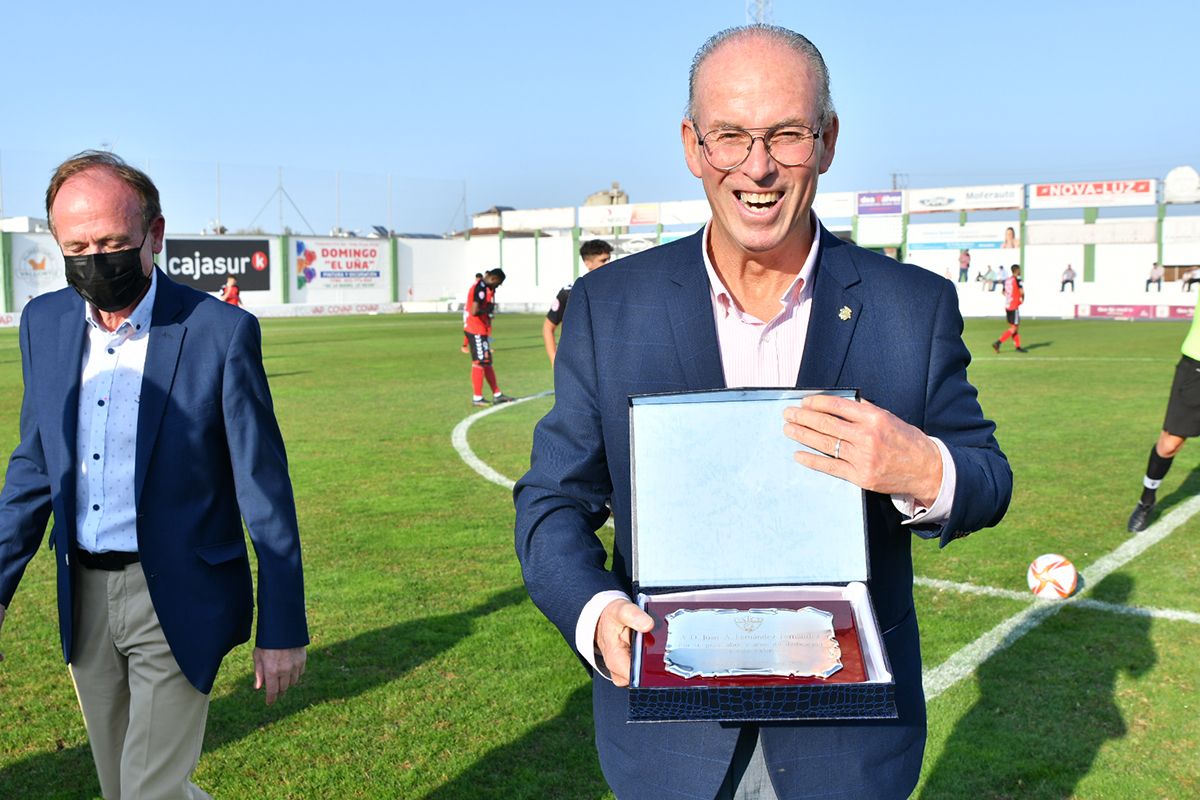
[0,269,308,693]
[515,227,1011,800]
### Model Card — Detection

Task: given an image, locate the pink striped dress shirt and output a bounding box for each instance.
[701,222,816,388]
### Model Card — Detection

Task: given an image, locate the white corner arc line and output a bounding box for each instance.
[451,390,554,490]
[452,393,1200,696]
[923,491,1200,701]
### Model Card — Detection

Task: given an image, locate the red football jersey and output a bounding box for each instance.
[464,279,494,335]
[1004,275,1023,312]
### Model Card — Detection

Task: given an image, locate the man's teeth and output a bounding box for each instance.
[739,192,781,207]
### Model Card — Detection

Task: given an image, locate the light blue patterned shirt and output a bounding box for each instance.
[75,270,158,554]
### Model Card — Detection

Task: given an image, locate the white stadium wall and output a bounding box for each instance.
[1020,244,1085,318]
[1095,243,1161,293]
[1,225,1194,323]
[398,238,470,309]
[4,175,1200,324]
[459,234,577,310]
[498,235,577,308]
[1164,217,1200,265]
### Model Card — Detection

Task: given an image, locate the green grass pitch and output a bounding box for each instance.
[0,312,1196,799]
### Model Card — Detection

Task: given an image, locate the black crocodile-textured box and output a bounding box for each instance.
[627,389,897,722]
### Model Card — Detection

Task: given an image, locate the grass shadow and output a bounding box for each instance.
[918,573,1153,799]
[0,586,528,798]
[421,683,607,800]
[1020,341,1053,352]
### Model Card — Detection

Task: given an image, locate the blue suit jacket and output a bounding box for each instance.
[0,270,308,693]
[515,228,1011,800]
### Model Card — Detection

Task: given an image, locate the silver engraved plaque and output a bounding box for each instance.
[663,607,843,680]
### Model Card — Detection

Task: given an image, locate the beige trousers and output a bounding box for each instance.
[70,562,212,800]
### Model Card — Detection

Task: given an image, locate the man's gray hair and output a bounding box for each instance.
[686,24,836,129]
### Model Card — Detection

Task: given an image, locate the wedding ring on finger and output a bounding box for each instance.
[833,438,842,459]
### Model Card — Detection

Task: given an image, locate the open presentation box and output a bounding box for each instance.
[627,388,896,723]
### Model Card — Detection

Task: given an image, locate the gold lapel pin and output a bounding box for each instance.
[838,306,853,321]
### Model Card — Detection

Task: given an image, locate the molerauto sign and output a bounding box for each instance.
[164,239,271,291]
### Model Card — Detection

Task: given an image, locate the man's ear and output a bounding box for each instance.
[149,215,166,254]
[816,115,839,175]
[682,119,704,179]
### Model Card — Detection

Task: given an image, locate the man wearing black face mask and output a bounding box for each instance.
[0,151,309,799]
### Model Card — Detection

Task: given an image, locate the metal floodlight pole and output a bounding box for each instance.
[387,173,393,235]
[278,167,284,233]
[215,162,222,233]
[336,170,342,233]
[746,0,772,24]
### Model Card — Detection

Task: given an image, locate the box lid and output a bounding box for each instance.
[630,388,867,589]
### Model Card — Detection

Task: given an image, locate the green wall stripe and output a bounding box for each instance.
[1083,207,1097,282]
[0,232,11,314]
[280,235,290,304]
[391,235,400,303]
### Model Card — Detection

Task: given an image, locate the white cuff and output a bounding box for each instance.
[892,437,956,525]
[575,590,633,680]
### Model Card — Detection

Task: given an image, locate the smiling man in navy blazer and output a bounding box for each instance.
[0,151,308,799]
[515,25,1012,800]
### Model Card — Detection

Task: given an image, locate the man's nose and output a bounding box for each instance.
[741,135,777,180]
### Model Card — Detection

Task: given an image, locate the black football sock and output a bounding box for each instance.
[1141,445,1174,505]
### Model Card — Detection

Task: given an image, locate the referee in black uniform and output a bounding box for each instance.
[1129,310,1200,532]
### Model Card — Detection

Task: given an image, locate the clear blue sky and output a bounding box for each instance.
[2,0,1197,235]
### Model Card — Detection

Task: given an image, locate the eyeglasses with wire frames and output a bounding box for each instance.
[692,123,823,171]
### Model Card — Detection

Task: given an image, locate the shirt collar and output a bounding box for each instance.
[701,210,823,319]
[84,267,158,336]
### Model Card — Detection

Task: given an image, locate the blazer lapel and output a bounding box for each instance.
[55,299,87,529]
[796,227,863,388]
[666,231,725,391]
[135,273,185,504]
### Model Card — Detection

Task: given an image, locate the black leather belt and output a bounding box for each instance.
[75,549,139,571]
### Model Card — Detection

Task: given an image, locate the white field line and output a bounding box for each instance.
[914,576,1200,625]
[922,491,1200,701]
[916,576,1036,602]
[450,390,554,490]
[970,356,1160,363]
[449,396,1200,698]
